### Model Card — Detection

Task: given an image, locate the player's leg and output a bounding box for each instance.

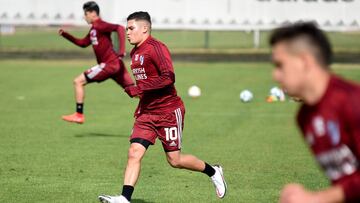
[62,63,112,124]
[99,141,150,203]
[111,59,134,89]
[74,73,87,110]
[165,151,227,198]
[61,73,87,124]
[99,115,156,203]
[159,107,227,199]
[166,150,206,170]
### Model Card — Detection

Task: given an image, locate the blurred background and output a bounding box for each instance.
[1,1,360,202]
[0,0,359,60]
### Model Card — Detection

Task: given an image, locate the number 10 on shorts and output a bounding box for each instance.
[165,127,178,141]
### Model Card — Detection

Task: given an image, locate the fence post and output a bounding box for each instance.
[204,30,210,49]
[253,29,260,49]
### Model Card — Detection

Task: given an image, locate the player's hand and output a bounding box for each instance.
[125,85,142,98]
[279,184,318,203]
[118,53,126,60]
[58,28,65,36]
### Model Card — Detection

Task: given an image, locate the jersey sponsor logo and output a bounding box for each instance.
[313,116,325,137]
[134,54,139,61]
[90,29,98,45]
[132,67,147,80]
[132,67,145,74]
[316,144,358,181]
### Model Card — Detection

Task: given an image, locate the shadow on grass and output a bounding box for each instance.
[132,199,155,203]
[74,132,129,138]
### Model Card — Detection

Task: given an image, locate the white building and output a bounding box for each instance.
[0,0,359,31]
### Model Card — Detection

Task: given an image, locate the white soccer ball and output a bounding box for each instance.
[188,85,201,98]
[240,90,253,102]
[270,86,285,101]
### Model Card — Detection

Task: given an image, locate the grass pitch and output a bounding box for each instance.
[0,60,360,202]
[1,27,360,53]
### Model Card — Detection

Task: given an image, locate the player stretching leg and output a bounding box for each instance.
[271,22,360,203]
[59,1,134,124]
[98,12,227,203]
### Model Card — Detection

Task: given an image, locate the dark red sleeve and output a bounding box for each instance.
[116,25,126,58]
[339,173,360,203]
[138,43,175,91]
[61,31,91,48]
[337,91,360,202]
[94,21,119,33]
[95,21,125,57]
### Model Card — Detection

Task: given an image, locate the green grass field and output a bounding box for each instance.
[1,59,360,202]
[1,27,360,53]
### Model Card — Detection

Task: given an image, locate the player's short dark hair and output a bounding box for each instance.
[127,11,152,25]
[83,1,100,15]
[269,22,333,67]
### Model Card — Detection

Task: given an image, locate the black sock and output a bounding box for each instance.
[121,185,134,201]
[76,103,83,114]
[202,162,216,177]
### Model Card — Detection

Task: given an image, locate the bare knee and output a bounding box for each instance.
[73,76,85,86]
[128,145,144,163]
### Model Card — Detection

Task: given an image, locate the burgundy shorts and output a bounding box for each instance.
[84,59,134,88]
[130,106,185,152]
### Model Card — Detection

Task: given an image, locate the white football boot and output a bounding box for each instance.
[98,195,130,203]
[210,165,227,198]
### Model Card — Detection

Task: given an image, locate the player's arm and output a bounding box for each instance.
[280,184,344,203]
[125,45,175,98]
[281,111,346,203]
[139,45,175,91]
[59,29,91,48]
[124,69,174,98]
[334,94,360,202]
[95,22,126,58]
[116,25,126,58]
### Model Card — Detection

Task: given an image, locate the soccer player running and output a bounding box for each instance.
[270,22,360,203]
[59,1,134,124]
[98,12,227,203]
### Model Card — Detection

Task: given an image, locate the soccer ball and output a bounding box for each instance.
[269,86,285,101]
[239,90,253,102]
[188,85,201,98]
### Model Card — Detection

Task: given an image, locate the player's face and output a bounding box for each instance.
[126,20,148,45]
[272,43,307,97]
[84,11,96,24]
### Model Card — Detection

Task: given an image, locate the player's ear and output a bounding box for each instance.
[141,21,150,34]
[299,51,316,74]
[143,24,149,34]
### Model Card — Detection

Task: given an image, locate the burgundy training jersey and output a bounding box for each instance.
[297,75,360,202]
[130,36,183,115]
[61,18,126,64]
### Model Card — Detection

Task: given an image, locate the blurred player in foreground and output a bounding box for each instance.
[59,1,134,124]
[271,22,360,203]
[98,11,227,203]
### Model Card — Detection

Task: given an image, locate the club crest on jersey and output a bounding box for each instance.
[327,120,340,146]
[313,116,325,137]
[140,55,144,65]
